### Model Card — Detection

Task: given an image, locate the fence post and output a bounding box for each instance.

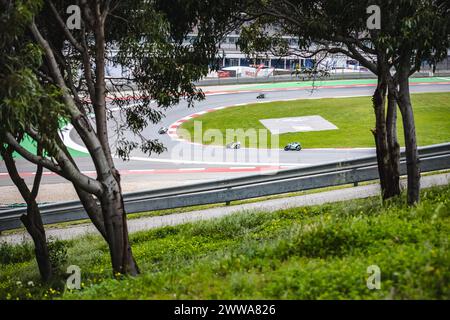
[225,187,231,205]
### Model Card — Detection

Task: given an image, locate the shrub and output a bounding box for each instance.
[47,237,68,273]
[0,242,34,264]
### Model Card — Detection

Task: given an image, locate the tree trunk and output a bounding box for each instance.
[397,76,421,204]
[20,202,52,282]
[99,175,139,276]
[29,10,140,277]
[0,146,52,281]
[56,125,138,274]
[90,10,139,276]
[55,135,108,240]
[74,188,107,239]
[372,77,401,200]
[386,85,401,197]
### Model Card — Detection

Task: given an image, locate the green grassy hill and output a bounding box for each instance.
[1,184,449,300]
[179,92,450,148]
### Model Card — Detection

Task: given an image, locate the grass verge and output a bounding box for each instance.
[0,183,449,300]
[1,178,379,235]
[179,92,450,148]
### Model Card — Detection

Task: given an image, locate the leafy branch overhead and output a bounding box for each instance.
[0,4,66,158]
[0,0,239,160]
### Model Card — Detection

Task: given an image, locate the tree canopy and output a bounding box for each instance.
[0,0,240,276]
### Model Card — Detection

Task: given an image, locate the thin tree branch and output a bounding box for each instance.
[26,128,104,195]
[31,143,43,200]
[4,132,63,175]
[47,0,84,52]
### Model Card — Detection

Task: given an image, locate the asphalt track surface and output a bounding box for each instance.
[1,81,449,188]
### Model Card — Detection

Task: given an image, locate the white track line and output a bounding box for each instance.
[59,124,89,154]
[128,156,311,167]
[60,94,380,166]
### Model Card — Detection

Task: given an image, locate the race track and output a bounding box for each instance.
[1,80,449,191]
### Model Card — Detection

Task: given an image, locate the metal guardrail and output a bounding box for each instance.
[1,143,449,231]
[107,72,450,92]
[195,71,450,87]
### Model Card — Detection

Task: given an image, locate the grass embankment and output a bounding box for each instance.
[1,180,375,236]
[179,92,450,148]
[1,184,449,300]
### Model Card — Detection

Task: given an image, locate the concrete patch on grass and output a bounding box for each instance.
[259,115,338,134]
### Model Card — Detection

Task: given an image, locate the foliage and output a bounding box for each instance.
[0,242,34,265]
[0,0,243,276]
[0,0,240,160]
[237,0,450,73]
[47,237,68,274]
[0,1,68,156]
